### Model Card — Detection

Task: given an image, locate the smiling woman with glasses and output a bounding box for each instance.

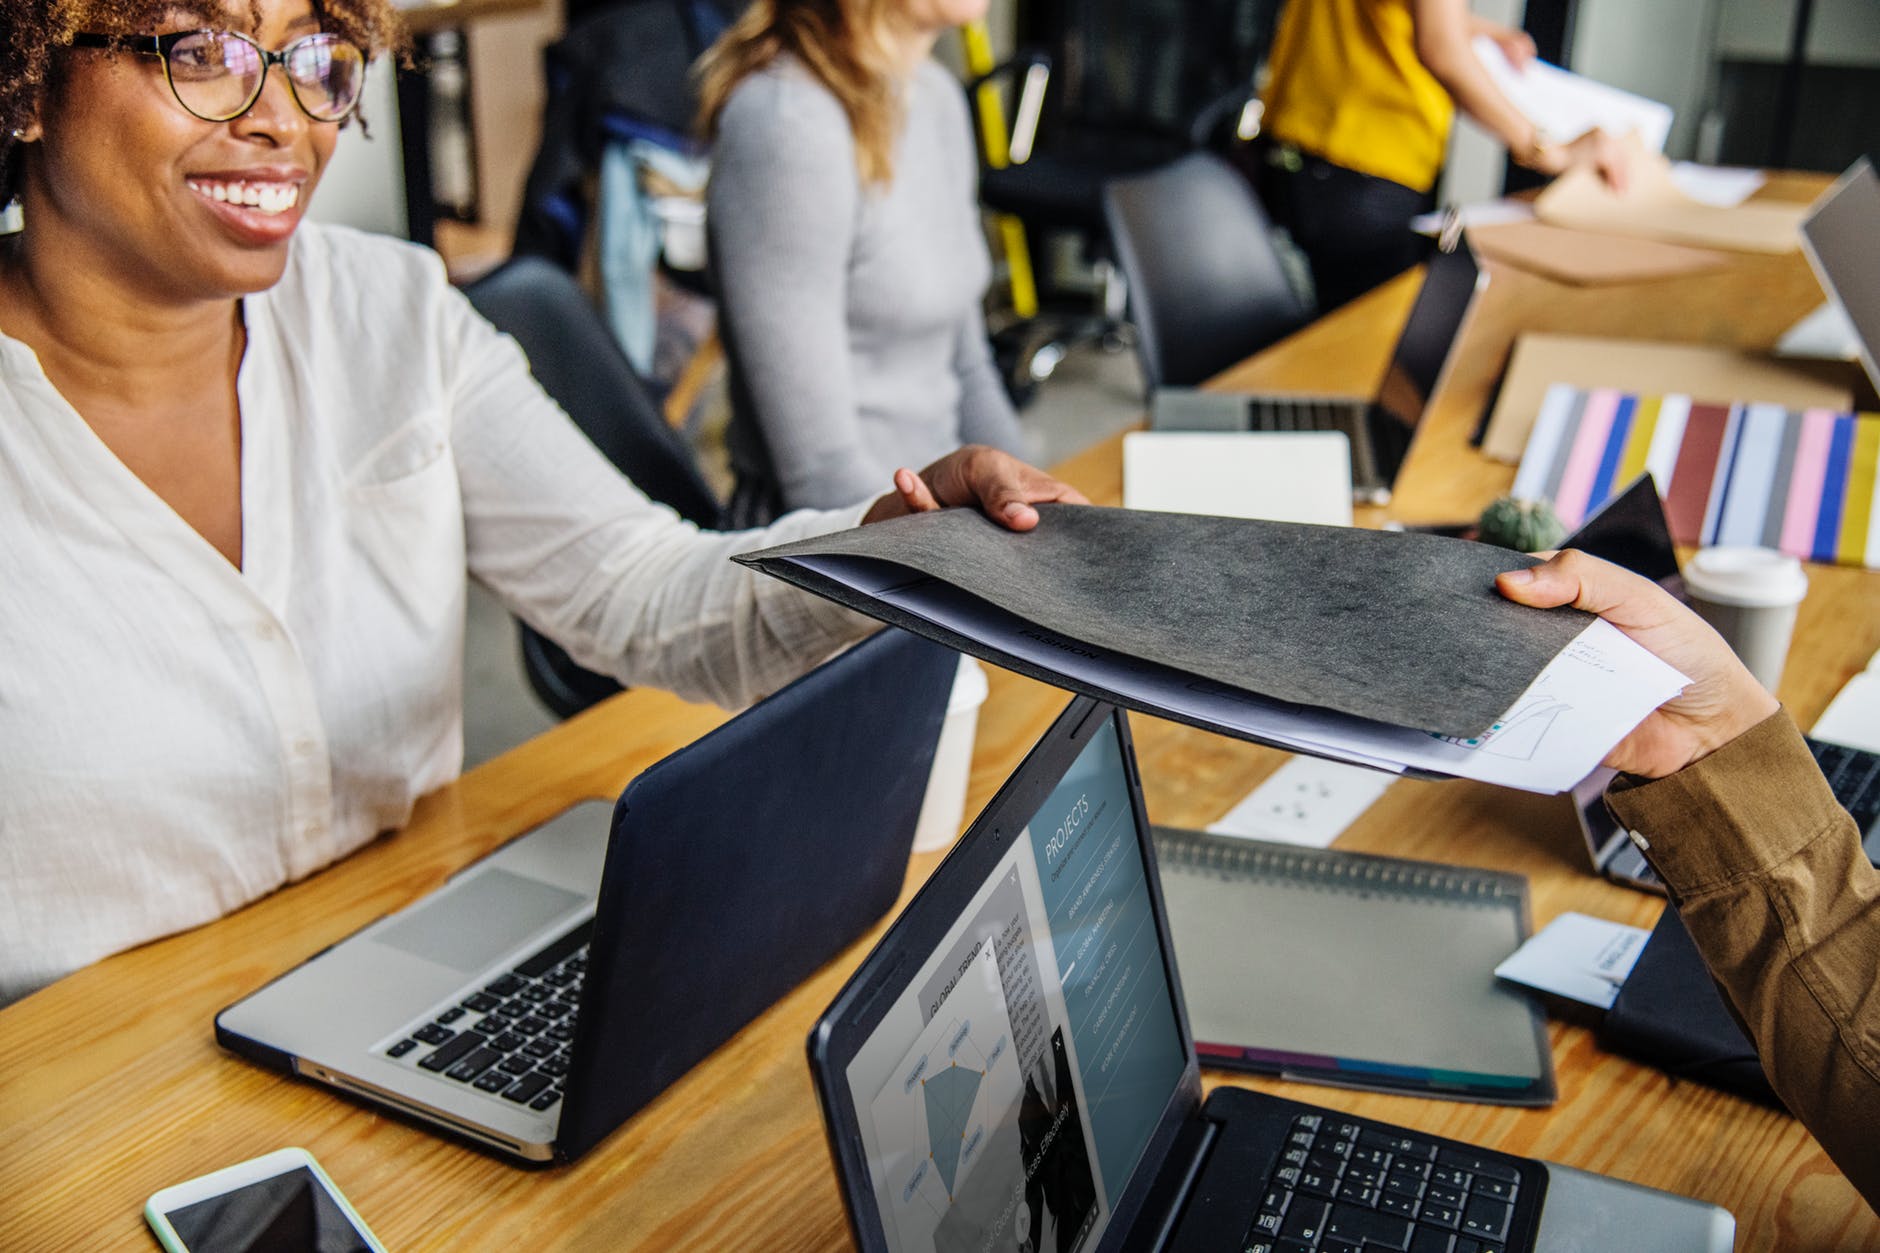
[0,0,1082,1004]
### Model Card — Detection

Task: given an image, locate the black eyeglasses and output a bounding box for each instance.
[69,30,366,124]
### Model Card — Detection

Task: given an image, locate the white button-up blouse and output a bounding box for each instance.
[0,223,868,1004]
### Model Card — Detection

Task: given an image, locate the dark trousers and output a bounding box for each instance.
[1249,144,1435,315]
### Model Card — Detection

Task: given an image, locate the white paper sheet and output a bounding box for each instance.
[1473,36,1673,153]
[1812,671,1880,755]
[1669,163,1766,208]
[1206,755,1394,847]
[1495,912,1651,1010]
[1122,432,1353,527]
[1776,301,1862,361]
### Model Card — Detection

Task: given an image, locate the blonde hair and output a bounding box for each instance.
[695,0,904,185]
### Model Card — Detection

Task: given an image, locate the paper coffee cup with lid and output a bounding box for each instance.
[1681,547,1808,693]
[912,656,990,853]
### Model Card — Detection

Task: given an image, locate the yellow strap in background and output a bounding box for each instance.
[1837,415,1880,567]
[962,22,1009,168]
[962,19,1038,319]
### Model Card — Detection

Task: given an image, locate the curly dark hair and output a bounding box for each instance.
[1,0,407,208]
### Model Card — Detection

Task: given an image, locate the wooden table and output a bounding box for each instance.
[5,215,1878,1250]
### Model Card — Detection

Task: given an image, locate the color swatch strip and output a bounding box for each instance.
[1514,384,1880,569]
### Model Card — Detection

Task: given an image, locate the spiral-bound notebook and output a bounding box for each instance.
[1151,827,1556,1106]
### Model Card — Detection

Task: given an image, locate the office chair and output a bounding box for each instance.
[512,0,731,376]
[970,0,1281,400]
[514,0,729,274]
[463,256,724,720]
[1102,151,1310,395]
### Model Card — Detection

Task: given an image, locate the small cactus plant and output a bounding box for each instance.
[1476,496,1566,553]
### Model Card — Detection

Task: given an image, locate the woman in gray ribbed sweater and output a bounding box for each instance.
[699,0,1027,524]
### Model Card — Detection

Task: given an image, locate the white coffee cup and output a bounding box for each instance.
[912,656,990,853]
[1681,547,1809,693]
[651,196,707,272]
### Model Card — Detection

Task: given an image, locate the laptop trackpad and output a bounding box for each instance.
[1533,1163,1734,1252]
[375,868,584,973]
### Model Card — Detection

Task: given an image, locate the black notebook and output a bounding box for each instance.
[1150,827,1557,1105]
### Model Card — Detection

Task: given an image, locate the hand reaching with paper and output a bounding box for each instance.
[1495,550,1777,777]
[1471,18,1535,69]
[1531,128,1633,194]
[861,445,1090,532]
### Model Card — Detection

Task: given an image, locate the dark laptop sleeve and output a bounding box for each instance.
[1597,908,1782,1109]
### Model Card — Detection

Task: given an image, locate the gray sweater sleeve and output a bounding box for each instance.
[709,73,887,509]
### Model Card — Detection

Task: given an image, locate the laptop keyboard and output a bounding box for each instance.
[1252,398,1360,436]
[381,920,592,1112]
[1808,737,1880,858]
[1250,398,1382,493]
[1246,1114,1523,1253]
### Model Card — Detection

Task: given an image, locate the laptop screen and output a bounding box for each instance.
[1800,158,1880,400]
[840,714,1187,1253]
[1373,239,1483,435]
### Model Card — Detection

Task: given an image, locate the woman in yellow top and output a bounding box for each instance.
[1255,0,1627,311]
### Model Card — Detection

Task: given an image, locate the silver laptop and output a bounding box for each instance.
[1151,235,1488,505]
[1799,156,1880,402]
[809,697,1735,1252]
[217,629,958,1164]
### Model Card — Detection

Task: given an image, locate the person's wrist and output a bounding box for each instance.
[1513,129,1562,174]
[1675,681,1780,774]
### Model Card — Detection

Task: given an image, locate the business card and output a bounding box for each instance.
[1494,911,1651,1010]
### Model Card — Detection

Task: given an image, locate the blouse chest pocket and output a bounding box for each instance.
[343,417,466,628]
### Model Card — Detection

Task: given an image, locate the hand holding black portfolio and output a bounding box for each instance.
[739,506,1689,792]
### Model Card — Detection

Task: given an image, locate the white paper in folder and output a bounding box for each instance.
[1472,35,1672,152]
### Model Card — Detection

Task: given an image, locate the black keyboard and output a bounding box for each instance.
[1252,398,1363,436]
[1807,737,1880,860]
[1250,397,1382,492]
[382,920,592,1112]
[1246,1114,1527,1253]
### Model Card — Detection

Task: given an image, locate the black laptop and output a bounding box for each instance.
[1151,236,1486,505]
[218,627,957,1164]
[809,697,1735,1252]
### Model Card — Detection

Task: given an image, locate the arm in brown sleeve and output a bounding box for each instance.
[1605,709,1880,1210]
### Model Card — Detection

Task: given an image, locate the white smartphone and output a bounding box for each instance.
[144,1147,387,1253]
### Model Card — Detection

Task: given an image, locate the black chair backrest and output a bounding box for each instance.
[1103,152,1310,393]
[1023,0,1279,148]
[463,257,721,529]
[463,256,722,719]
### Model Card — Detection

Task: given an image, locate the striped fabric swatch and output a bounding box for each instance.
[1513,383,1880,569]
